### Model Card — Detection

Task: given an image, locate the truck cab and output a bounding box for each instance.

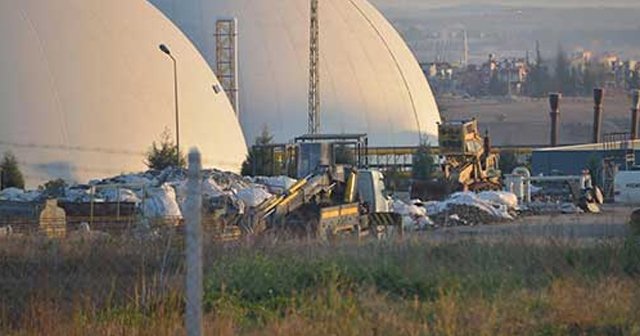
[356,169,392,213]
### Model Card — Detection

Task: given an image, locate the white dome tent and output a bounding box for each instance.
[0,0,247,187]
[149,0,441,146]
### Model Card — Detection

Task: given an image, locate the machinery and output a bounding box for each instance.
[411,119,501,200]
[438,119,502,191]
[505,167,604,213]
[244,134,401,240]
[236,3,400,240]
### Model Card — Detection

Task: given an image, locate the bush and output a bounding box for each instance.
[0,151,25,190]
[39,178,68,198]
[145,129,185,170]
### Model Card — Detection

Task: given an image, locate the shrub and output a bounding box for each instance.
[0,151,25,190]
[145,128,185,170]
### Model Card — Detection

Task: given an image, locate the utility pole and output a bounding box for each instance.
[308,0,320,134]
[462,29,469,67]
[159,44,181,162]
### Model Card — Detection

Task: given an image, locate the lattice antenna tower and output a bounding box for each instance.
[308,0,320,134]
[215,18,239,116]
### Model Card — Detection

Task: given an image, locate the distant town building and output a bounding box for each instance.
[422,48,640,98]
[423,53,529,96]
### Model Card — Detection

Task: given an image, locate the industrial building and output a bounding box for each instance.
[532,141,640,177]
[530,89,640,202]
[149,0,441,146]
[0,0,247,187]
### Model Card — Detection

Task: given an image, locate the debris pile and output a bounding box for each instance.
[0,168,286,221]
[141,184,182,219]
[247,176,297,194]
[427,192,516,227]
[392,200,434,231]
[0,188,41,202]
[393,191,519,230]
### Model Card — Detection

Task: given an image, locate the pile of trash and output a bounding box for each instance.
[247,176,297,194]
[520,201,584,215]
[0,168,291,221]
[0,188,41,202]
[392,200,435,231]
[393,191,519,230]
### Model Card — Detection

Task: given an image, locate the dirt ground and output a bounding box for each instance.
[439,93,636,146]
[427,205,634,241]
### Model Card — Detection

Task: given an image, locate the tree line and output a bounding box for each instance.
[523,42,639,97]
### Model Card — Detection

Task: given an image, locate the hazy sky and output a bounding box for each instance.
[370,0,640,9]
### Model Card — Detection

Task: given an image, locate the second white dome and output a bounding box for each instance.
[149,0,441,146]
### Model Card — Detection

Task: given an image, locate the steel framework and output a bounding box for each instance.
[308,0,320,134]
[215,18,239,116]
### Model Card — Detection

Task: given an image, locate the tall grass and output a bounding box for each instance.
[1,235,639,335]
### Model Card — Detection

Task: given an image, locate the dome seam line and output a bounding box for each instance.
[346,0,423,143]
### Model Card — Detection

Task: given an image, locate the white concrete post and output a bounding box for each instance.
[185,149,203,336]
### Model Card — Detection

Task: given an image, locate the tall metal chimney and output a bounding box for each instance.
[593,88,604,143]
[549,93,561,147]
[631,89,640,140]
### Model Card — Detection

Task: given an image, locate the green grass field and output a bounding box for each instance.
[1,234,639,335]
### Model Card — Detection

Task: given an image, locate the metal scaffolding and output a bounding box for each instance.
[308,0,320,134]
[215,18,239,116]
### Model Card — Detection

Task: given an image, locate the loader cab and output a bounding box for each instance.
[356,169,392,213]
[295,133,369,179]
[439,119,484,156]
[297,142,333,179]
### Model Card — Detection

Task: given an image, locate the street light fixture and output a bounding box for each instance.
[159,43,181,164]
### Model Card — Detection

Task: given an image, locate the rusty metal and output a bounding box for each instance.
[631,90,640,140]
[549,93,562,147]
[593,88,604,143]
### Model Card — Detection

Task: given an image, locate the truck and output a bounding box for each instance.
[242,134,401,240]
[613,170,640,205]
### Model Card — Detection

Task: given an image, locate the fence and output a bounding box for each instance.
[0,148,401,334]
[0,149,210,335]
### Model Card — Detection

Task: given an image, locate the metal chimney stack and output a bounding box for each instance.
[631,90,640,140]
[549,93,561,147]
[593,88,604,143]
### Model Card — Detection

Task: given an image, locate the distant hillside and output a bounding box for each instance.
[369,2,640,63]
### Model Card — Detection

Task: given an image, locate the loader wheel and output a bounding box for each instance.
[284,212,321,240]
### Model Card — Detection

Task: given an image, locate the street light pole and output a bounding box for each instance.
[159,44,180,163]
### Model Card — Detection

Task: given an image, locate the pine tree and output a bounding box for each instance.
[412,142,436,180]
[0,151,25,190]
[145,128,186,170]
[525,40,550,97]
[488,72,508,96]
[241,125,275,176]
[553,45,572,95]
[631,70,640,90]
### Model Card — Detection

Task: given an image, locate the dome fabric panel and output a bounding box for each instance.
[0,0,247,187]
[149,0,441,146]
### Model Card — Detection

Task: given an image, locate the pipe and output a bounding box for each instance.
[483,130,491,155]
[593,88,604,143]
[631,90,640,140]
[549,93,561,147]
